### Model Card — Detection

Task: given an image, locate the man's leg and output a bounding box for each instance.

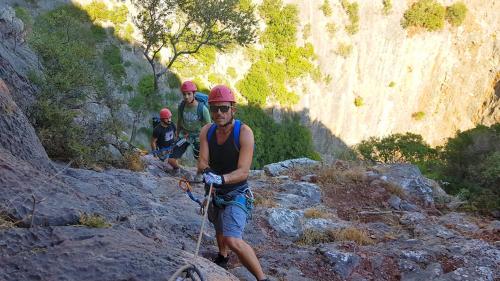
[224,237,265,280]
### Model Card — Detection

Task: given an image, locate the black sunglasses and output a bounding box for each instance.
[209,105,232,113]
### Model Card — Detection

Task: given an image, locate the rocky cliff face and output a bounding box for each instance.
[287,0,499,152]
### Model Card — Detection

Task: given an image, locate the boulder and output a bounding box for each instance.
[266,208,303,240]
[263,158,319,177]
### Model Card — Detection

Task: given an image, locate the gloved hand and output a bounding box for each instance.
[202,168,225,186]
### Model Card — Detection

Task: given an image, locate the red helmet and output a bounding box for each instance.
[208,85,235,103]
[180,81,197,92]
[159,108,172,119]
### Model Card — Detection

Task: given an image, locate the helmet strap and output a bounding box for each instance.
[219,117,234,128]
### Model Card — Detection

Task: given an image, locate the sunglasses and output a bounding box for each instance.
[209,105,232,113]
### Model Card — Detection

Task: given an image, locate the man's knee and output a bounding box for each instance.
[223,236,245,251]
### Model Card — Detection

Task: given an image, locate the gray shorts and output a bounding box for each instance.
[208,191,249,239]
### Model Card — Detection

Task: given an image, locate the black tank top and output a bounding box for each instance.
[208,125,247,194]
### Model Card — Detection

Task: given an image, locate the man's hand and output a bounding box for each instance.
[202,168,224,186]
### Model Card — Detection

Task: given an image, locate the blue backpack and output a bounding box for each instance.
[207,119,242,151]
[178,92,209,122]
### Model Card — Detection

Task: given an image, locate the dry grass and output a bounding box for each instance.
[123,150,145,171]
[297,229,333,245]
[0,213,17,229]
[317,163,367,186]
[331,227,374,245]
[298,227,374,246]
[253,190,278,208]
[304,208,333,219]
[79,213,111,228]
[381,181,406,198]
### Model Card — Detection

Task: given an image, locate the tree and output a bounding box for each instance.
[134,0,258,91]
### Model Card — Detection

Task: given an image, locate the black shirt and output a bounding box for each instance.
[208,125,247,194]
[153,123,176,148]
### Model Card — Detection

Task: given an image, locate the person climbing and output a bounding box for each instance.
[198,85,268,281]
[170,81,211,180]
[151,108,180,172]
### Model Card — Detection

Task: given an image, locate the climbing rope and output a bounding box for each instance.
[178,178,204,214]
[167,183,214,281]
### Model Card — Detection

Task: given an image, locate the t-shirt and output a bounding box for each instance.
[153,123,176,148]
[179,103,211,136]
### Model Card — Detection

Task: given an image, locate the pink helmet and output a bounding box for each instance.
[208,85,235,103]
[180,81,197,92]
[159,108,172,119]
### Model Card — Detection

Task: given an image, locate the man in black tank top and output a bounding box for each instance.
[198,85,268,281]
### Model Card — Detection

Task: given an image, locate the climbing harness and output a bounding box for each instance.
[167,184,214,281]
[213,188,255,220]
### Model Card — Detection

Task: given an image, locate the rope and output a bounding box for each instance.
[167,183,213,281]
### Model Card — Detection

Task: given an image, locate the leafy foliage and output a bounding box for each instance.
[402,0,445,31]
[103,44,125,81]
[354,96,363,107]
[412,111,425,121]
[29,5,116,164]
[237,0,316,106]
[446,2,467,26]
[356,133,438,164]
[226,67,237,79]
[341,0,359,34]
[134,0,258,90]
[382,0,392,15]
[237,105,320,168]
[336,43,352,58]
[326,22,337,37]
[319,0,332,17]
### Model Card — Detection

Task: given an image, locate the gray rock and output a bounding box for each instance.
[105,144,123,162]
[400,212,426,225]
[279,182,322,203]
[299,174,318,182]
[401,249,431,263]
[376,164,436,206]
[249,169,265,179]
[388,195,402,210]
[486,220,500,231]
[263,158,319,177]
[266,208,303,240]
[399,259,420,272]
[0,227,238,281]
[402,263,443,281]
[438,212,480,233]
[400,201,419,212]
[303,218,348,232]
[318,247,360,279]
[434,267,494,281]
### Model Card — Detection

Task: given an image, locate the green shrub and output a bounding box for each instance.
[103,44,125,81]
[402,0,446,31]
[237,105,319,168]
[354,96,364,107]
[82,0,110,22]
[446,2,467,26]
[326,22,337,37]
[341,1,359,34]
[238,0,316,106]
[79,213,110,228]
[439,124,500,213]
[166,73,181,89]
[336,43,352,58]
[412,111,425,120]
[388,81,396,87]
[109,5,128,25]
[382,0,392,15]
[356,132,438,164]
[15,7,33,30]
[319,0,332,17]
[227,67,238,79]
[324,74,333,85]
[303,23,311,40]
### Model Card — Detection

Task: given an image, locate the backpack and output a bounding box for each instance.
[207,119,243,151]
[151,115,161,129]
[178,92,209,122]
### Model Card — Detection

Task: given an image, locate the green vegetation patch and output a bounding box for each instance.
[237,0,317,106]
[412,111,425,120]
[446,2,467,26]
[341,0,359,35]
[402,0,446,31]
[319,0,333,17]
[382,0,392,15]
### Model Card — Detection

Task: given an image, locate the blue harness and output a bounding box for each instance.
[213,189,255,219]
